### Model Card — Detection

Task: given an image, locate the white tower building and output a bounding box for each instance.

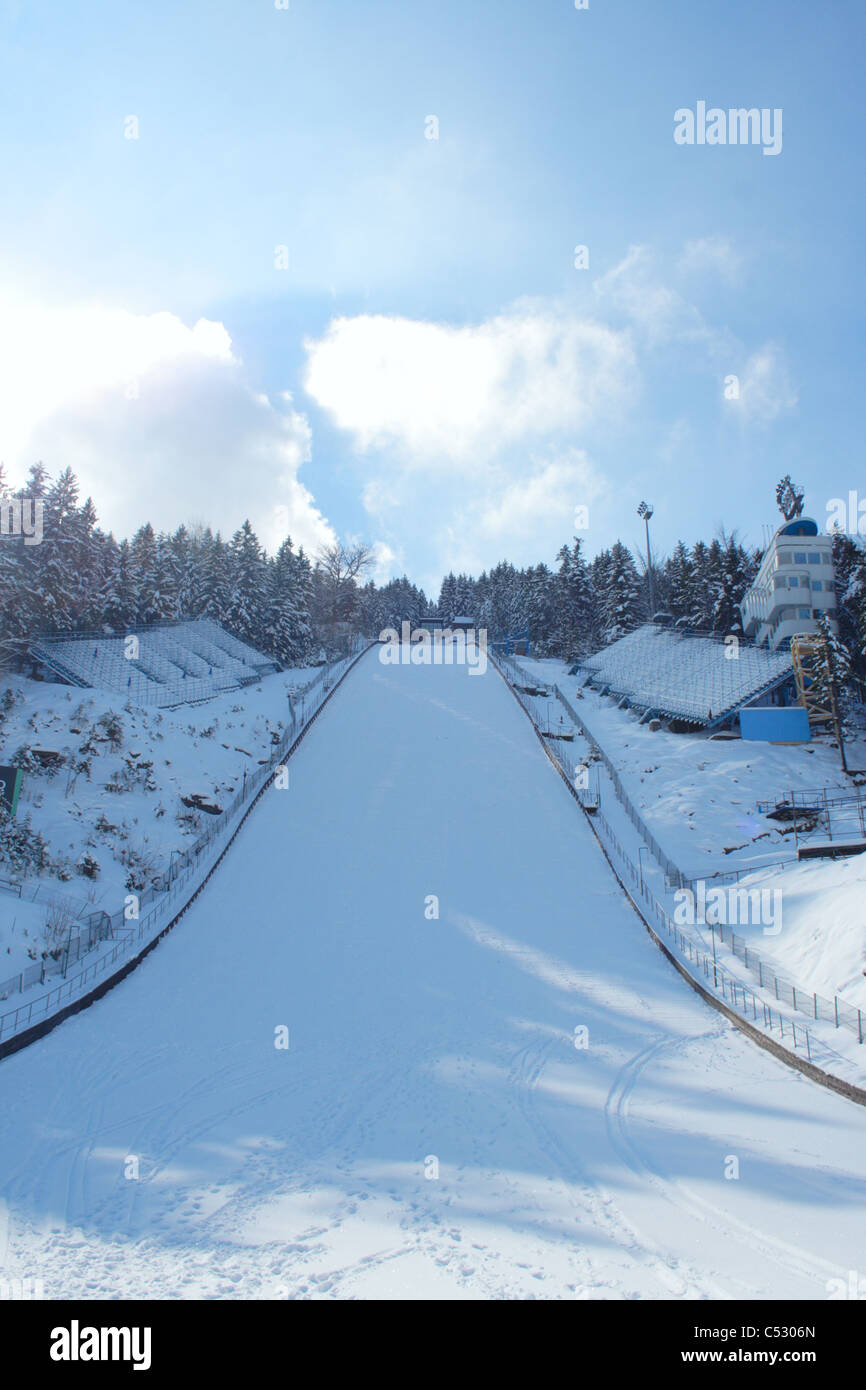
[740,517,837,651]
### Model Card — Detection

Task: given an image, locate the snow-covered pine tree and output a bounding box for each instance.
[0,804,49,876]
[598,541,643,643]
[829,532,865,678]
[32,467,83,633]
[262,537,314,665]
[292,546,315,656]
[0,464,22,646]
[809,613,853,734]
[94,536,131,631]
[225,520,268,647]
[841,543,866,682]
[162,525,196,621]
[689,540,722,630]
[712,535,749,635]
[129,523,168,625]
[523,564,557,655]
[482,561,521,641]
[453,573,475,617]
[666,540,695,622]
[198,532,233,626]
[555,540,594,659]
[70,497,106,627]
[438,572,458,622]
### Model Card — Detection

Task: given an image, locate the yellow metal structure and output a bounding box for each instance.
[790,632,834,726]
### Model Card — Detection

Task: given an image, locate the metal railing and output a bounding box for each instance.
[753,785,866,848]
[591,803,815,1058]
[492,661,600,809]
[491,650,853,1057]
[497,652,687,885]
[0,640,370,1041]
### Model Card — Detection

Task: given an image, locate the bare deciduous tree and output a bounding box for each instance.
[315,542,374,627]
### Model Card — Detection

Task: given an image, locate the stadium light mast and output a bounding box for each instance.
[638,501,656,615]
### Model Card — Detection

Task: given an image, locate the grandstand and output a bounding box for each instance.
[29,620,279,709]
[578,623,795,729]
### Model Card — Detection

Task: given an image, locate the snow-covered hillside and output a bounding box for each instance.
[0,667,321,981]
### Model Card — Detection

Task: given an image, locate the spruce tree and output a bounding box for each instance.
[226,520,268,645]
[599,542,643,643]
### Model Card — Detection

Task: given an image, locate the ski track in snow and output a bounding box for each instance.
[1,650,865,1300]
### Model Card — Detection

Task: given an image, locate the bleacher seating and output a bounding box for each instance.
[579,624,794,727]
[30,620,279,708]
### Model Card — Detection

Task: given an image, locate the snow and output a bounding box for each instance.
[0,662,325,987]
[512,652,866,1067]
[580,623,793,725]
[1,649,866,1299]
[520,654,859,881]
[725,853,866,1007]
[31,620,278,708]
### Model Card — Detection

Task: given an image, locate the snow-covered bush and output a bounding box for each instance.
[93,811,121,838]
[11,744,47,776]
[95,710,124,751]
[76,853,100,880]
[117,842,162,893]
[0,687,20,729]
[0,805,50,876]
[41,899,78,960]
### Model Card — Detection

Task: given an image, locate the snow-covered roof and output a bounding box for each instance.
[579,623,793,726]
[30,620,278,708]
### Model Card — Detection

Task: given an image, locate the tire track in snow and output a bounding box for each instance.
[603,1031,840,1295]
[508,1033,726,1299]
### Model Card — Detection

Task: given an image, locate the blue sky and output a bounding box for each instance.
[1,0,864,594]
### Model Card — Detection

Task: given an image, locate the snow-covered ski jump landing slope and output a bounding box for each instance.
[1,651,865,1300]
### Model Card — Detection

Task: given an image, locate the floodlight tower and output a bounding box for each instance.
[638,501,656,616]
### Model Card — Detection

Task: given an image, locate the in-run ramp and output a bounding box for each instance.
[0,651,864,1299]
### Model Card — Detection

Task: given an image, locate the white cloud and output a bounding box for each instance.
[733,345,798,424]
[369,540,399,584]
[0,301,233,461]
[593,246,714,347]
[677,236,743,283]
[474,449,604,541]
[301,262,798,589]
[0,298,334,555]
[593,248,796,428]
[303,306,637,463]
[302,305,632,587]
